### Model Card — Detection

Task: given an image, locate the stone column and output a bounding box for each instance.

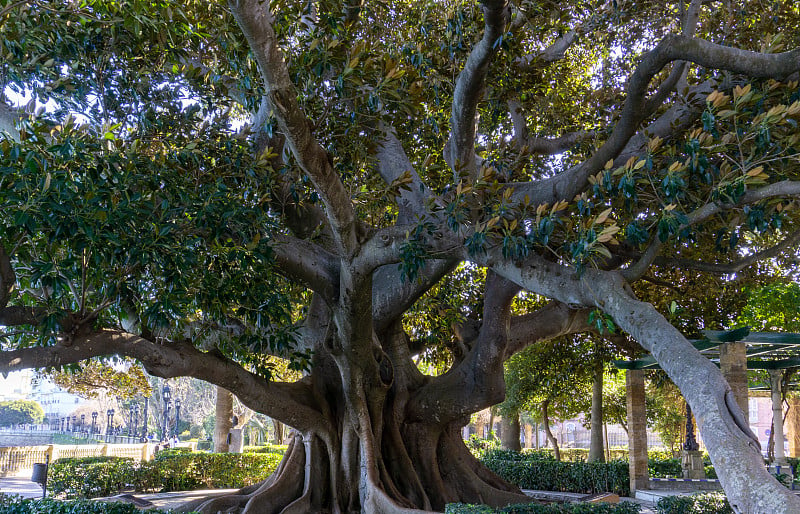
[787,396,800,458]
[769,370,787,465]
[626,369,648,492]
[720,342,748,415]
[524,423,533,449]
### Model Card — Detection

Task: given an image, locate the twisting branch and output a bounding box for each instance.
[229,0,358,257]
[509,99,595,155]
[510,35,800,208]
[407,271,518,423]
[271,234,339,304]
[0,329,324,432]
[624,180,800,280]
[446,0,509,181]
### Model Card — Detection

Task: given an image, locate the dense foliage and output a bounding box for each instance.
[0,400,44,426]
[0,496,177,514]
[2,0,800,511]
[481,454,630,496]
[47,451,283,499]
[444,502,641,514]
[655,493,732,514]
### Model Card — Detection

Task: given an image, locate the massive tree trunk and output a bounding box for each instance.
[272,419,285,445]
[179,319,531,513]
[500,414,521,452]
[214,387,234,453]
[588,365,605,462]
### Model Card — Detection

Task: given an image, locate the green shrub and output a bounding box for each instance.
[0,496,175,513]
[482,459,630,497]
[48,457,137,499]
[648,458,682,478]
[482,449,555,462]
[48,451,285,499]
[444,501,641,513]
[242,444,288,455]
[150,452,283,491]
[655,493,732,514]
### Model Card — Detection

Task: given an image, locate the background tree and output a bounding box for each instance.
[1,1,800,512]
[0,400,44,426]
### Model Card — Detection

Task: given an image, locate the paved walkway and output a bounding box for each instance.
[0,477,43,499]
[0,478,674,513]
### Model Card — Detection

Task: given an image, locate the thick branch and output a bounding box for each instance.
[375,123,429,223]
[372,259,459,334]
[0,329,323,431]
[0,306,44,326]
[407,272,519,423]
[229,0,358,256]
[505,302,594,357]
[0,245,14,309]
[446,0,508,180]
[271,234,339,303]
[511,35,800,207]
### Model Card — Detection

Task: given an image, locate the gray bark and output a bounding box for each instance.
[500,414,521,452]
[214,386,233,453]
[588,366,605,462]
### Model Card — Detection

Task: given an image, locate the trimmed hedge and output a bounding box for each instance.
[48,451,285,499]
[482,459,630,497]
[648,458,682,478]
[445,501,641,513]
[48,457,138,500]
[655,493,732,514]
[0,496,176,514]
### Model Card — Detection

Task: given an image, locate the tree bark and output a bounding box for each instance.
[273,419,285,445]
[214,386,233,453]
[588,365,605,462]
[500,413,521,452]
[541,400,560,461]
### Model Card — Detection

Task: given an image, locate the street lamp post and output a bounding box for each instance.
[131,406,138,441]
[162,385,171,440]
[80,414,85,437]
[106,409,114,442]
[141,396,149,442]
[91,412,98,436]
[174,399,181,441]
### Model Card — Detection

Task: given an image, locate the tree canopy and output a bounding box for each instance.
[1,1,800,512]
[0,399,44,426]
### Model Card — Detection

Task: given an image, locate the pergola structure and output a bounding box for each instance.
[614,328,800,493]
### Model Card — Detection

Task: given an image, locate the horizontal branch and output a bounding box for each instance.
[271,234,339,303]
[0,306,44,327]
[511,35,800,207]
[0,329,324,432]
